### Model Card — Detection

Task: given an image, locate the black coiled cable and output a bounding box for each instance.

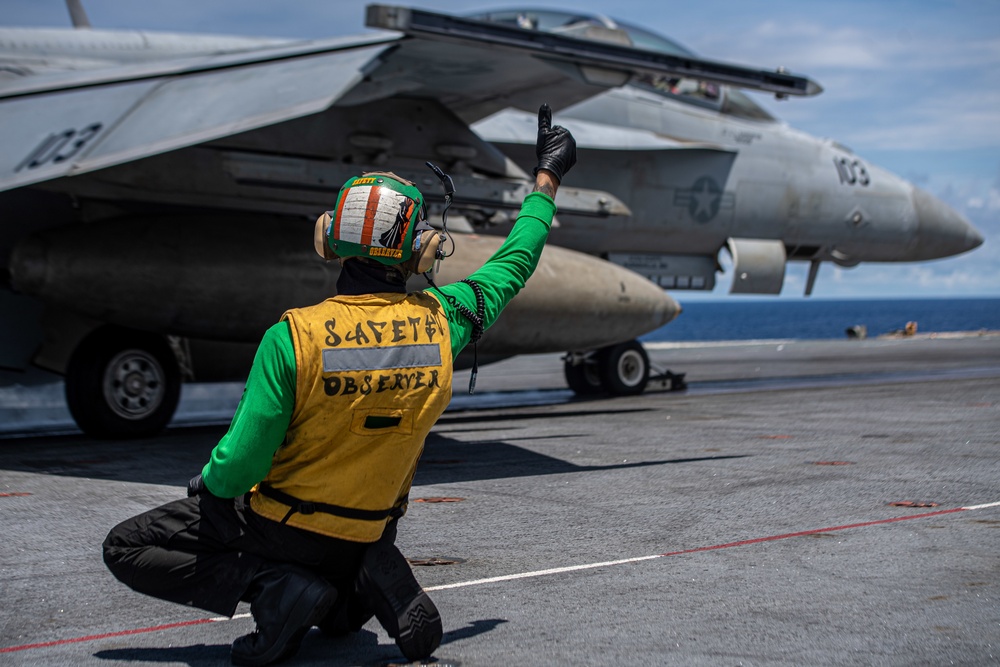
[422,162,485,393]
[426,276,484,394]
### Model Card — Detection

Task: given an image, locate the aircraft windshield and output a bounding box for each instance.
[470,9,775,122]
[469,9,694,56]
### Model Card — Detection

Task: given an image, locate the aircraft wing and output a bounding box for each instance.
[362,5,821,123]
[0,34,399,192]
[0,4,819,193]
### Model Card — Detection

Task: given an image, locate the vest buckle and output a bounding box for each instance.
[298,501,316,515]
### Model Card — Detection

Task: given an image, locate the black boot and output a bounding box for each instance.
[357,541,442,662]
[316,590,374,638]
[231,564,337,666]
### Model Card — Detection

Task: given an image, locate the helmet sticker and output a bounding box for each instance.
[379,198,412,250]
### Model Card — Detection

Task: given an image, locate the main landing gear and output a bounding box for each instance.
[65,326,182,439]
[563,339,686,398]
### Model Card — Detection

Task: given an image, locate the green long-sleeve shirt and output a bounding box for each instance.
[201,191,556,497]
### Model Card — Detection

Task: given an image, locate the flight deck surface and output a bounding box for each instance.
[2,335,999,666]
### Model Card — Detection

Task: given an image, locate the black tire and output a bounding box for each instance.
[564,356,604,396]
[65,328,181,439]
[598,340,649,396]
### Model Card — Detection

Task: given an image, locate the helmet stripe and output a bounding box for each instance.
[337,185,375,245]
[361,185,380,246]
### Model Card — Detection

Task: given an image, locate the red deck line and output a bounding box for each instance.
[658,507,965,557]
[0,617,221,653]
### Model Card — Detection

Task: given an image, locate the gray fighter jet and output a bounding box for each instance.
[0,4,981,437]
[469,10,983,296]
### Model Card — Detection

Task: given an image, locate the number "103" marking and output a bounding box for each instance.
[833,156,871,187]
[14,123,104,173]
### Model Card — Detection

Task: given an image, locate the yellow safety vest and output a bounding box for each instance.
[250,291,453,542]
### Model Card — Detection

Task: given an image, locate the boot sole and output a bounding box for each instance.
[231,582,337,667]
[361,543,442,661]
[395,592,443,662]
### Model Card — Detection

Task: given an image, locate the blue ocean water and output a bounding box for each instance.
[641,297,1000,342]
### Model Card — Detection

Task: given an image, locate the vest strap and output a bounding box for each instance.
[257,483,405,525]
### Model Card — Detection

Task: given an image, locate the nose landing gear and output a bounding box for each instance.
[563,339,685,397]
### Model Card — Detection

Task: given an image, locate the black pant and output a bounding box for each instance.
[103,493,368,617]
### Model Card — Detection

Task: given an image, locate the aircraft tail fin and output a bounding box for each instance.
[66,0,92,29]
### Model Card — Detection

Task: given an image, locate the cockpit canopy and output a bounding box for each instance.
[469,9,776,122]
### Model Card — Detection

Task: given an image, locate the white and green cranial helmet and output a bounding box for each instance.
[314,172,428,266]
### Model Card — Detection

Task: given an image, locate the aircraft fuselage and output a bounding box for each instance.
[475,85,980,293]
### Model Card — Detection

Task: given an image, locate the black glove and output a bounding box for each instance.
[187,473,207,497]
[533,103,576,183]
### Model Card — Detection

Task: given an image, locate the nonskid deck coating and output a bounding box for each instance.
[1,335,998,665]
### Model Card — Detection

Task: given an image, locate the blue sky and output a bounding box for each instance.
[6,0,1000,298]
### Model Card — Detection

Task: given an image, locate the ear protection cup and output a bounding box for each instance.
[313,212,337,260]
[409,229,445,274]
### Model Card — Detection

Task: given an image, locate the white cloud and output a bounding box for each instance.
[689,7,1000,154]
[822,262,1000,296]
[739,21,888,69]
[966,189,1000,212]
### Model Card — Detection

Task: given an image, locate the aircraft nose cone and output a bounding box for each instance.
[910,187,983,259]
[968,225,985,250]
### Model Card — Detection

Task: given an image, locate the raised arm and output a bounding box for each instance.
[431,104,576,356]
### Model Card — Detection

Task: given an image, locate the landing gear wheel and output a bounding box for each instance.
[564,356,604,396]
[598,340,649,396]
[65,328,181,439]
